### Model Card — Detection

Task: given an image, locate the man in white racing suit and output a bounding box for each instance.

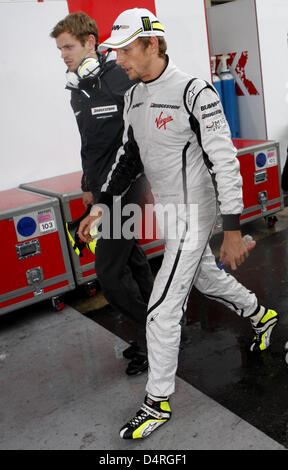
[78,8,279,440]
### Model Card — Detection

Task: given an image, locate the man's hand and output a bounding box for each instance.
[220,230,248,271]
[78,205,103,243]
[82,191,94,207]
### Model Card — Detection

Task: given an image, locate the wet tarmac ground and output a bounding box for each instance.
[1,207,287,449]
[69,207,288,448]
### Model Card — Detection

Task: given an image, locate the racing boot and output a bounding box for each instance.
[120,395,171,439]
[250,307,279,352]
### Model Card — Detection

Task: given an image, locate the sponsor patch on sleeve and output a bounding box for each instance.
[204,115,227,134]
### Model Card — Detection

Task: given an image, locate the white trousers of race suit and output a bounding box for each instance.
[145,187,258,398]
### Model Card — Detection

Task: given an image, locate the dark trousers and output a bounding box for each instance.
[94,175,154,354]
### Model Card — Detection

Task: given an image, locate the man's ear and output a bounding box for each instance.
[149,36,160,55]
[87,33,96,52]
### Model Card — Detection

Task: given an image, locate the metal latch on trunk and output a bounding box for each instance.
[26,267,44,296]
[258,190,268,213]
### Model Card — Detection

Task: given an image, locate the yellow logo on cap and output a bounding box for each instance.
[141,16,152,31]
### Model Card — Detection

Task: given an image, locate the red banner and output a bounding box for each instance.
[67,0,156,45]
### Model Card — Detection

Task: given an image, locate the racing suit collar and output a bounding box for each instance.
[142,54,169,85]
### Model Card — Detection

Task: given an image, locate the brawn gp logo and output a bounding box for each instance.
[112,24,129,30]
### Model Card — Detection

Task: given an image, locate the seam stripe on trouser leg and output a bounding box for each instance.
[194,245,258,317]
[147,241,184,318]
[180,223,215,316]
[146,228,258,398]
[146,226,209,397]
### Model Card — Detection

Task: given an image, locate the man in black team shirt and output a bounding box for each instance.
[51,12,154,375]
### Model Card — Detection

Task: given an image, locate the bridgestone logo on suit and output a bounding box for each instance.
[91,105,118,115]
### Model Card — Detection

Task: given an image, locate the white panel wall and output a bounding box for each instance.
[256,0,288,166]
[156,0,212,82]
[0,1,81,191]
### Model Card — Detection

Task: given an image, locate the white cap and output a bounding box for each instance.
[98,8,165,51]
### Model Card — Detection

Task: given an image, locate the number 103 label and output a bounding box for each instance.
[37,209,57,234]
[39,220,56,233]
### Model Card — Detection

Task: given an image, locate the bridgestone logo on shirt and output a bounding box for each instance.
[91,105,118,115]
[201,109,222,119]
[150,103,180,110]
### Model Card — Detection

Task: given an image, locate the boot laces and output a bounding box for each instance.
[128,410,149,428]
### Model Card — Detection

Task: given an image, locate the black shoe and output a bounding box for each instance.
[126,354,148,376]
[122,342,139,360]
